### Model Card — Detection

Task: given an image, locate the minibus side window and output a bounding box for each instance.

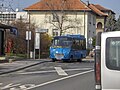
[106,37,120,70]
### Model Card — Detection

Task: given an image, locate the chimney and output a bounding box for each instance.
[86,0,90,6]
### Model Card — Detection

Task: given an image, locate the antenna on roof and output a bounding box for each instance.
[86,0,90,6]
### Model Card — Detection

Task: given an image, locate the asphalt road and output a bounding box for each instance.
[0,60,95,90]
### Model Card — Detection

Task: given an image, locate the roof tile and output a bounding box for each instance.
[89,4,108,16]
[94,4,110,11]
[24,0,91,11]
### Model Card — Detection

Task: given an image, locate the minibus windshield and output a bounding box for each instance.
[52,37,73,47]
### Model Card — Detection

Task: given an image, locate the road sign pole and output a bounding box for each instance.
[34,33,36,60]
[26,31,30,59]
[27,38,29,58]
[39,33,41,59]
[26,31,31,59]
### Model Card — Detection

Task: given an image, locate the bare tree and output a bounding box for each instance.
[44,0,82,36]
[8,18,36,54]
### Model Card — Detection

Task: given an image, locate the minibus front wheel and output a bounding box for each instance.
[52,59,56,62]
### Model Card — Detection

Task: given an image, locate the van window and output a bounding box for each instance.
[106,37,120,70]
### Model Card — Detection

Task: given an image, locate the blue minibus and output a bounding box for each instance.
[49,34,86,62]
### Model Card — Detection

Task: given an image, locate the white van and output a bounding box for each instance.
[95,31,120,90]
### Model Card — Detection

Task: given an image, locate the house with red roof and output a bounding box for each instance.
[24,0,114,48]
[88,4,115,34]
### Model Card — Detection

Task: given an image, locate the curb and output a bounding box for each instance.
[0,60,9,63]
[0,60,49,75]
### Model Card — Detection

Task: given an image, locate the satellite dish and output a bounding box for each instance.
[15,8,19,12]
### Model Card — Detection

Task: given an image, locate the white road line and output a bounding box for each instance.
[54,67,68,76]
[0,83,3,85]
[26,69,94,90]
[18,68,92,75]
[19,70,55,75]
[1,83,21,90]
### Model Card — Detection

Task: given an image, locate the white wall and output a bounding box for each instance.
[16,12,28,20]
[30,11,88,35]
[29,11,96,48]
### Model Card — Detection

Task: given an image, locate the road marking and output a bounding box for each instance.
[25,69,94,90]
[0,83,3,85]
[19,84,36,89]
[0,83,36,90]
[1,83,21,90]
[10,88,19,90]
[54,67,68,76]
[19,70,55,74]
[18,68,92,75]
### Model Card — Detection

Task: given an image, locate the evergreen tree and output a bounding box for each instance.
[116,15,120,31]
[105,12,116,31]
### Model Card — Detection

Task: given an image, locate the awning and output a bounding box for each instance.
[0,23,14,29]
[0,23,18,35]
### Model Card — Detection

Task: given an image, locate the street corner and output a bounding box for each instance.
[82,56,94,62]
[0,57,9,63]
[0,57,15,63]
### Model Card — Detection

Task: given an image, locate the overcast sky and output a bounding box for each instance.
[2,0,120,18]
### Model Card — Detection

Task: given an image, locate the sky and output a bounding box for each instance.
[1,0,120,18]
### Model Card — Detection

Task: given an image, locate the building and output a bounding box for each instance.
[88,4,115,34]
[0,11,28,24]
[24,0,114,48]
[0,10,26,56]
[24,0,96,48]
[0,23,17,56]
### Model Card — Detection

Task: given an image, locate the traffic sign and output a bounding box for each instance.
[26,31,31,40]
[88,37,93,44]
[35,29,48,33]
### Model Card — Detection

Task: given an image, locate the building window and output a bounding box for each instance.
[89,14,91,24]
[53,29,59,36]
[97,22,102,29]
[93,17,95,25]
[0,14,16,20]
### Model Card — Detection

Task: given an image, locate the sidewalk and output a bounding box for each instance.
[82,56,94,61]
[0,59,49,75]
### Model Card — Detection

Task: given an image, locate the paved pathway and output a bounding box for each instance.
[0,59,49,75]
